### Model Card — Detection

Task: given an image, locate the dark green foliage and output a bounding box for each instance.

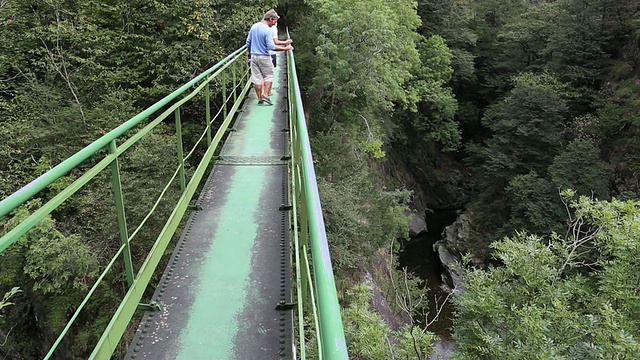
[416,0,477,86]
[549,140,609,198]
[305,0,423,126]
[458,0,639,259]
[464,0,534,105]
[209,0,276,49]
[543,0,608,93]
[0,201,97,357]
[298,0,462,155]
[595,79,640,196]
[431,0,640,355]
[502,172,566,237]
[468,72,568,207]
[405,35,461,152]
[313,129,410,270]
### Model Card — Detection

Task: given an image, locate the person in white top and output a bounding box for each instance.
[246,10,293,105]
[269,25,278,68]
[266,19,293,98]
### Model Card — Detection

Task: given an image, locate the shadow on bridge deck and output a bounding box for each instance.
[125,54,292,360]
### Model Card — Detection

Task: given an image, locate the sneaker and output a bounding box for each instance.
[258,100,264,105]
[262,97,273,106]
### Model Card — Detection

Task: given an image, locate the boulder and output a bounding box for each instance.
[432,240,464,293]
[441,211,472,253]
[431,210,480,293]
[407,210,427,237]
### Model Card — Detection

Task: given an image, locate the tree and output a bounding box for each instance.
[451,196,640,359]
[543,0,608,97]
[494,2,555,75]
[467,72,568,209]
[314,130,410,270]
[343,283,437,360]
[502,171,566,237]
[416,0,477,86]
[302,0,423,133]
[0,201,97,358]
[548,140,609,199]
[402,35,461,151]
[465,0,535,106]
[595,79,640,197]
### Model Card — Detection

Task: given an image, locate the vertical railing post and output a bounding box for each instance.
[175,108,186,192]
[109,140,134,287]
[222,76,228,120]
[233,61,238,104]
[205,84,212,146]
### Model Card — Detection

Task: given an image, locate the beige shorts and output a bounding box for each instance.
[250,55,274,84]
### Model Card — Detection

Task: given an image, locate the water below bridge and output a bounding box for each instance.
[398,209,458,358]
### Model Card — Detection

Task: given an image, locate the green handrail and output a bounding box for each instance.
[0,45,251,359]
[287,42,349,358]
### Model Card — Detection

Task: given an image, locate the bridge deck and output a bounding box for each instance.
[126,55,292,360]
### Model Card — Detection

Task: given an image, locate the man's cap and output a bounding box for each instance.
[264,9,279,20]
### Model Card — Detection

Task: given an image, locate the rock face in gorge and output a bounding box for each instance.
[432,240,464,293]
[433,211,484,293]
[408,210,428,237]
[390,150,472,293]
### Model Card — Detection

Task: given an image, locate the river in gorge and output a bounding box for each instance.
[398,209,458,358]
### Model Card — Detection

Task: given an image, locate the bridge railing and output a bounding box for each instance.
[286,46,349,358]
[0,46,251,359]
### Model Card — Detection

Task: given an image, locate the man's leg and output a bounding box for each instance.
[256,56,275,104]
[250,59,265,104]
[264,81,273,99]
[254,84,264,102]
[263,61,275,99]
[267,54,277,97]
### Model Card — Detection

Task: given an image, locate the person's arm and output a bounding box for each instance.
[275,45,293,51]
[273,38,293,45]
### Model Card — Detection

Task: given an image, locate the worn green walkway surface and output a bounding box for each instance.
[126,55,291,360]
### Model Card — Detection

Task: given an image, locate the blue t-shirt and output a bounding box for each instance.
[246,22,276,56]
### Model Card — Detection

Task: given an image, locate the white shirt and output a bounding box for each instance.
[269,26,278,55]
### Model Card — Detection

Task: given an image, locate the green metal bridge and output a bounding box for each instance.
[0,46,348,359]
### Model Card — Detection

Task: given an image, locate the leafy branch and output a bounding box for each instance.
[0,287,21,313]
[36,4,87,127]
[550,190,601,283]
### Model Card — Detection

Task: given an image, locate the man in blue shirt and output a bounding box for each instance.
[246,10,293,105]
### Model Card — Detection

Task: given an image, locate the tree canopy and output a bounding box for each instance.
[452,197,640,359]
